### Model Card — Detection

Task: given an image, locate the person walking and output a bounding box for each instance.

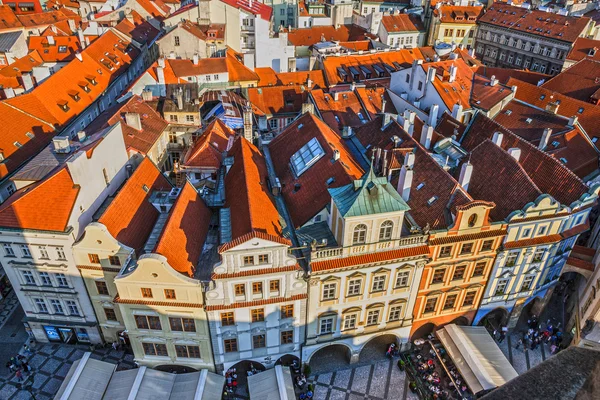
[515,338,523,350]
[15,369,23,382]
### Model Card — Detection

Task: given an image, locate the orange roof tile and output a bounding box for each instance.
[98,158,171,252]
[183,118,233,169]
[225,48,259,83]
[286,24,371,47]
[247,85,308,116]
[475,66,550,85]
[311,88,370,134]
[566,37,600,63]
[542,59,600,103]
[17,8,80,28]
[429,229,507,246]
[28,35,81,62]
[311,245,430,272]
[269,113,365,227]
[0,166,79,231]
[168,57,228,78]
[503,234,562,249]
[381,13,424,33]
[115,296,204,308]
[154,181,211,277]
[211,264,301,279]
[433,5,482,24]
[355,84,395,118]
[255,67,326,88]
[0,5,23,30]
[205,293,307,311]
[0,50,43,78]
[566,256,595,272]
[114,11,161,44]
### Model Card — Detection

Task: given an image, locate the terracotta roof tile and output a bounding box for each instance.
[339,40,371,52]
[17,8,80,28]
[566,37,600,63]
[168,57,228,78]
[286,24,371,47]
[355,84,395,118]
[572,244,596,257]
[211,264,300,279]
[77,264,121,273]
[310,88,370,134]
[0,50,43,78]
[269,113,365,227]
[542,59,600,103]
[429,229,507,246]
[28,35,81,62]
[475,66,550,85]
[247,85,308,116]
[433,5,482,24]
[220,0,272,21]
[205,293,307,311]
[0,166,78,231]
[114,11,161,44]
[154,181,211,277]
[255,67,326,88]
[182,118,233,169]
[471,74,513,111]
[503,234,562,249]
[425,59,474,110]
[115,296,204,308]
[566,256,595,272]
[311,245,429,272]
[381,14,425,33]
[98,158,172,253]
[0,5,23,30]
[561,222,590,239]
[225,48,259,83]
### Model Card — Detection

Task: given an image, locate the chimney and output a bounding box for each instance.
[427,67,436,83]
[490,75,498,87]
[52,136,71,153]
[3,87,15,98]
[401,115,412,135]
[332,149,340,161]
[68,19,76,33]
[451,103,463,121]
[382,149,388,176]
[77,28,86,49]
[48,36,55,45]
[391,135,401,148]
[243,102,253,141]
[75,52,83,62]
[21,73,34,91]
[397,154,415,201]
[333,92,339,101]
[307,78,312,88]
[507,148,521,162]
[375,147,382,169]
[539,128,552,151]
[176,88,184,110]
[568,115,578,126]
[301,102,314,115]
[342,126,353,137]
[420,124,434,149]
[350,82,356,91]
[449,64,457,83]
[77,131,87,142]
[405,152,415,168]
[380,94,387,112]
[546,101,560,114]
[492,132,503,146]
[433,54,440,62]
[125,113,142,130]
[157,66,165,85]
[141,89,153,101]
[428,104,439,126]
[158,58,166,68]
[193,54,199,65]
[409,59,423,90]
[382,113,391,129]
[459,162,473,191]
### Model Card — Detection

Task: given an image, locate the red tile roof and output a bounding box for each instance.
[247,85,308,116]
[220,0,272,21]
[211,264,301,279]
[28,35,81,62]
[114,11,161,44]
[573,244,596,257]
[479,5,590,44]
[433,5,482,24]
[225,48,259,83]
[286,24,371,47]
[223,137,287,244]
[503,234,562,249]
[17,8,80,28]
[339,40,371,52]
[542,59,600,103]
[115,296,204,308]
[566,256,595,272]
[0,5,23,30]
[475,66,550,86]
[154,181,211,277]
[255,67,326,88]
[435,112,466,139]
[429,229,506,246]
[425,59,474,110]
[566,37,600,63]
[311,245,429,272]
[269,113,365,227]
[205,293,307,311]
[355,85,395,118]
[460,113,589,207]
[381,13,424,33]
[0,166,79,231]
[183,118,234,169]
[471,74,513,111]
[0,50,43,78]
[168,57,228,78]
[98,158,171,253]
[310,88,370,134]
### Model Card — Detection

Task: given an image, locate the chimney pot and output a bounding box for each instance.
[382,113,391,130]
[420,124,434,149]
[459,162,473,191]
[539,128,552,150]
[508,147,521,162]
[332,149,340,161]
[397,164,413,201]
[492,132,503,146]
[451,103,464,121]
[333,92,339,101]
[428,104,439,126]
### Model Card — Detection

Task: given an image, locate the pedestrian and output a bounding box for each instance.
[15,369,23,382]
[22,344,31,356]
[112,342,118,351]
[515,338,523,350]
[21,360,30,373]
[6,361,14,373]
[498,331,506,343]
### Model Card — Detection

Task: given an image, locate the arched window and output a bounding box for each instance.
[468,214,478,227]
[353,224,367,245]
[379,220,394,241]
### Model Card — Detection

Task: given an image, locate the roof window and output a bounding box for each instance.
[142,184,149,193]
[559,157,567,164]
[14,141,22,148]
[552,140,560,147]
[540,95,545,100]
[57,100,69,112]
[525,118,532,124]
[578,107,584,114]
[25,132,34,139]
[85,75,97,85]
[68,90,80,102]
[416,183,425,190]
[427,196,438,205]
[290,137,325,177]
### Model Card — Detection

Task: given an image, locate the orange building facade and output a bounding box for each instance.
[410,201,507,339]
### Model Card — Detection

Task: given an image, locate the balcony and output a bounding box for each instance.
[311,234,428,261]
[167,142,185,151]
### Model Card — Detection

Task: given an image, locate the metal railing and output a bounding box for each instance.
[311,234,428,260]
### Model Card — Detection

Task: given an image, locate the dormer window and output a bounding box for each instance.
[85,75,97,86]
[58,45,67,53]
[79,81,91,92]
[25,132,34,139]
[57,100,69,112]
[0,152,4,161]
[353,224,367,245]
[68,90,80,102]
[14,141,22,148]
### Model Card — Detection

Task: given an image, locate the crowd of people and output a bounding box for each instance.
[5,344,32,383]
[499,314,566,355]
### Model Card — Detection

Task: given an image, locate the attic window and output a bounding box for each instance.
[540,95,545,100]
[552,140,560,147]
[68,90,80,101]
[79,82,91,93]
[290,137,325,177]
[0,153,4,161]
[86,75,97,85]
[525,118,532,124]
[416,183,425,190]
[505,110,512,115]
[559,157,567,164]
[578,107,584,114]
[142,184,149,193]
[57,100,69,112]
[593,137,598,143]
[326,177,335,185]
[25,132,34,139]
[427,196,438,205]
[14,141,22,148]
[58,45,67,53]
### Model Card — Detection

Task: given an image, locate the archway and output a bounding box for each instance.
[411,322,436,341]
[155,364,198,373]
[358,334,399,363]
[449,316,470,326]
[275,354,300,367]
[226,359,267,398]
[478,308,509,332]
[308,344,352,374]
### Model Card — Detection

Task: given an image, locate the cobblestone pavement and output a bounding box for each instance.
[0,291,20,330]
[0,343,136,400]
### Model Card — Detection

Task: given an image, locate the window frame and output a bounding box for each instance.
[251,308,265,323]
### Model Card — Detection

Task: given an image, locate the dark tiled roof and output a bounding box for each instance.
[542,59,600,102]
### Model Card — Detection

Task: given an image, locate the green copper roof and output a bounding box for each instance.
[328,167,410,218]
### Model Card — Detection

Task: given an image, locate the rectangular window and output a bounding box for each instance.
[20,245,31,257]
[521,276,534,292]
[50,299,64,314]
[234,284,245,296]
[175,345,201,359]
[322,283,336,300]
[533,249,545,263]
[347,279,361,296]
[395,271,409,288]
[169,317,196,332]
[463,291,476,307]
[55,247,66,260]
[439,246,452,258]
[320,317,334,334]
[495,279,509,296]
[108,256,121,266]
[164,289,176,299]
[281,304,294,319]
[343,314,357,330]
[481,240,494,252]
[38,246,48,259]
[243,256,254,266]
[96,281,109,295]
[452,265,466,281]
[252,282,263,294]
[269,280,280,292]
[104,308,117,321]
[372,275,386,292]
[424,297,437,313]
[39,272,52,286]
[170,115,178,122]
[224,338,238,353]
[174,36,180,46]
[460,243,473,254]
[88,253,100,263]
[506,252,519,266]
[55,273,68,287]
[251,308,265,322]
[186,115,194,122]
[443,294,457,310]
[290,137,326,176]
[431,268,446,284]
[22,270,35,285]
[258,254,269,264]
[389,305,403,321]
[34,298,48,313]
[3,243,14,256]
[281,330,293,344]
[66,300,79,315]
[366,310,380,325]
[135,315,161,330]
[253,334,266,348]
[221,312,235,326]
[142,342,168,356]
[472,262,486,277]
[141,288,153,298]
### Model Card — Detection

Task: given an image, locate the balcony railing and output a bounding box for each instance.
[311,234,428,261]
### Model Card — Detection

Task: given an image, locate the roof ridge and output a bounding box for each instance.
[2,97,56,129]
[153,180,196,254]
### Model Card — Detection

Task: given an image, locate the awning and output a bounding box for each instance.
[54,353,116,400]
[248,365,296,400]
[436,324,518,394]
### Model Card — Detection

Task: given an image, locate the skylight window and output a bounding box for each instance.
[427,196,438,205]
[559,158,567,164]
[552,140,560,147]
[593,137,598,143]
[416,183,425,190]
[578,107,584,114]
[14,141,22,148]
[525,118,533,124]
[540,95,545,100]
[25,132,34,139]
[290,137,325,177]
